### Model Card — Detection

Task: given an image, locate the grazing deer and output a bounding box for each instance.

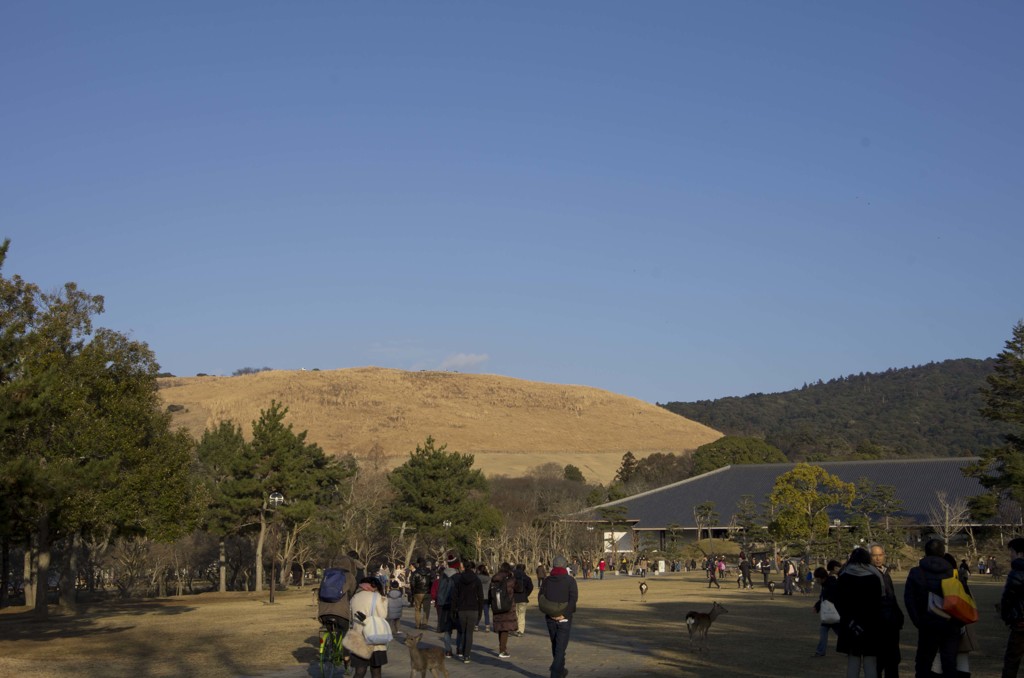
[685,602,729,652]
[404,633,449,678]
[639,579,648,603]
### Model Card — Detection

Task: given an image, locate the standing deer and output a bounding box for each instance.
[404,633,449,678]
[685,601,729,652]
[639,579,648,603]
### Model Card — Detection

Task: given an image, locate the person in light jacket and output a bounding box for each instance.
[344,577,390,678]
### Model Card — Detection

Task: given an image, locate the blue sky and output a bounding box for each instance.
[2,1,1021,404]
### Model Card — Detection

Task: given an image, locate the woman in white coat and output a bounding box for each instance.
[344,577,390,678]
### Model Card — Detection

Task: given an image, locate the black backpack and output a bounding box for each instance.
[490,579,513,614]
[436,572,454,606]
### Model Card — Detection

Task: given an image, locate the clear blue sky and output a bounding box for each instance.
[2,2,1021,404]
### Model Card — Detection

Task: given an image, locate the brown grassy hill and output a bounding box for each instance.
[157,367,722,483]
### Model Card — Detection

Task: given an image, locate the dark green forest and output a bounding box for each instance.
[661,358,1005,461]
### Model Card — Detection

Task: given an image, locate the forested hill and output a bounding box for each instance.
[661,358,1004,461]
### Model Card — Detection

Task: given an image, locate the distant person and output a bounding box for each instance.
[451,558,483,663]
[812,562,840,658]
[490,562,520,659]
[1000,537,1024,677]
[476,564,492,631]
[738,556,753,590]
[783,558,797,596]
[598,558,606,580]
[513,563,534,636]
[540,555,578,678]
[386,579,405,637]
[409,559,433,630]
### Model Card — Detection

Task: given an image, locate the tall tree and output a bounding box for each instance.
[690,436,787,476]
[768,463,854,558]
[0,240,201,616]
[964,320,1024,516]
[388,436,502,556]
[614,451,639,484]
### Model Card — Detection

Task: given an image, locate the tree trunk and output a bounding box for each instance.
[23,543,36,609]
[33,513,51,619]
[59,531,82,611]
[0,535,9,608]
[255,509,267,593]
[218,537,227,593]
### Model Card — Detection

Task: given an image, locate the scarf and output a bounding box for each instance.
[843,562,885,596]
[550,567,568,576]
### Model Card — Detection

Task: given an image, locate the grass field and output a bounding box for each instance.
[0,570,1009,677]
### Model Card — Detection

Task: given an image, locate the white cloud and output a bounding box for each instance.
[438,352,490,371]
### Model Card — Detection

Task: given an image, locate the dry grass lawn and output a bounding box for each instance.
[158,367,722,482]
[0,571,1009,677]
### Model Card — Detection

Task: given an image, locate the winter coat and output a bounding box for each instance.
[477,573,491,602]
[513,570,533,603]
[835,565,884,657]
[317,555,360,621]
[343,589,389,660]
[1001,558,1024,627]
[904,556,961,632]
[539,569,578,620]
[452,569,484,614]
[386,588,405,620]
[490,570,520,634]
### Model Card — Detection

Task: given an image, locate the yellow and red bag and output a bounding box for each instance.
[941,574,979,624]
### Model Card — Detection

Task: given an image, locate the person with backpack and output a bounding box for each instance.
[513,563,534,636]
[409,559,433,630]
[451,558,483,663]
[318,555,358,639]
[431,557,459,657]
[904,538,963,677]
[476,564,492,631]
[490,562,520,659]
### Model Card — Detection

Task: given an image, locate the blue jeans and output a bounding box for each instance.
[817,623,838,655]
[546,617,572,678]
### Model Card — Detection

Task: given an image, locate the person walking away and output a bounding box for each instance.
[344,577,390,678]
[491,562,520,659]
[905,539,962,678]
[514,563,534,636]
[739,556,753,589]
[318,554,360,669]
[540,555,578,678]
[432,559,459,657]
[929,553,976,678]
[476,564,492,631]
[386,579,405,637]
[598,558,606,580]
[812,562,841,657]
[409,559,433,630]
[870,543,905,678]
[537,561,549,582]
[1000,538,1024,678]
[451,558,482,663]
[760,557,771,587]
[707,557,720,589]
[836,546,885,678]
[784,558,797,596]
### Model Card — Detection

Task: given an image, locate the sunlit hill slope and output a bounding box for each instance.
[157,367,722,482]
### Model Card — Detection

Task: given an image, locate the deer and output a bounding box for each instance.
[403,633,449,678]
[685,601,729,652]
[639,579,648,603]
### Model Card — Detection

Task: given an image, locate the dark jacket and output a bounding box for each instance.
[904,555,960,631]
[835,566,884,657]
[490,570,520,633]
[513,569,534,603]
[451,569,483,613]
[1001,558,1024,627]
[317,555,359,621]
[539,568,578,620]
[815,573,839,625]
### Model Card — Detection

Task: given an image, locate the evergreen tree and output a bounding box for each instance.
[614,451,639,484]
[964,320,1024,516]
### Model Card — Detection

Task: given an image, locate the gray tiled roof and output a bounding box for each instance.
[584,457,985,529]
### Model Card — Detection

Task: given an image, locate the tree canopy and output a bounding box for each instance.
[690,436,787,475]
[768,463,854,555]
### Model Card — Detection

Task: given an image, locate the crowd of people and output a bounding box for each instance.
[317,550,577,678]
[314,538,1024,678]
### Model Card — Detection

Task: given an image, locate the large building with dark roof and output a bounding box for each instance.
[581,457,987,551]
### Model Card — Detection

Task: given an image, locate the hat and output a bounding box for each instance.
[552,555,568,568]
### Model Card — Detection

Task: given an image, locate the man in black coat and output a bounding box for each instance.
[513,563,534,637]
[871,543,905,677]
[1000,537,1024,678]
[540,555,578,678]
[904,539,961,678]
[451,558,484,663]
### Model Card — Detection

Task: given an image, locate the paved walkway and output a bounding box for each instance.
[253,579,660,678]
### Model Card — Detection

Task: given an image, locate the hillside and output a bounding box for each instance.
[157,367,722,482]
[662,358,1004,461]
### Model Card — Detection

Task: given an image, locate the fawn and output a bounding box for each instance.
[404,633,449,678]
[685,601,729,652]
